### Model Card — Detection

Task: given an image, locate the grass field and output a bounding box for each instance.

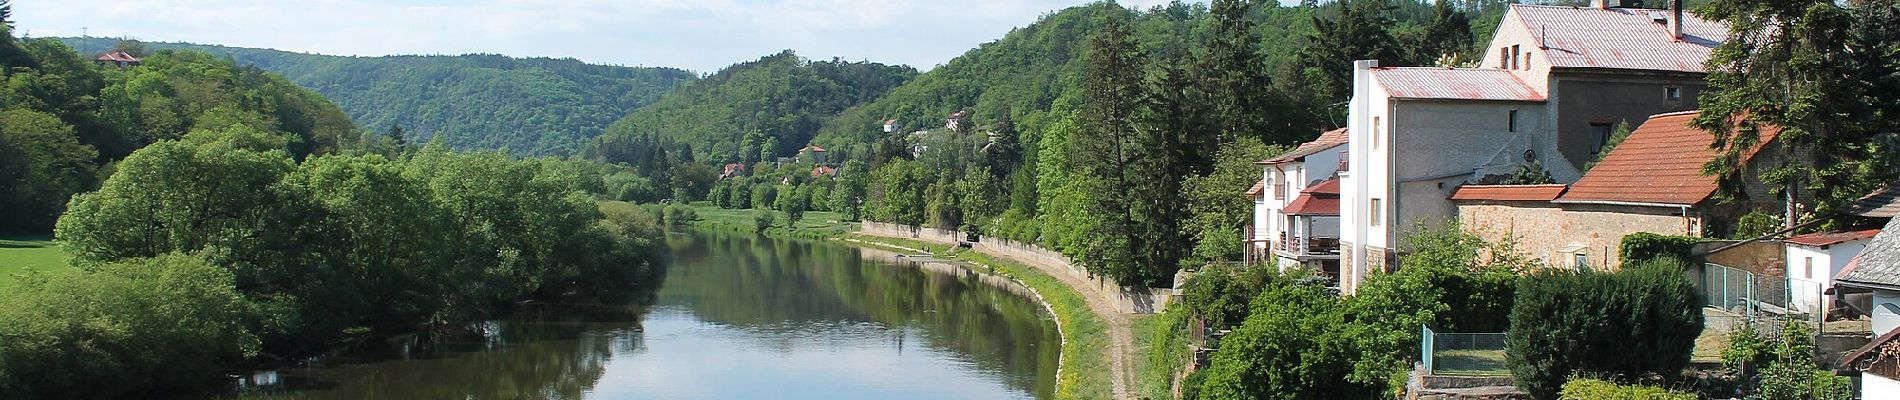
[687,203,857,239]
[0,234,71,288]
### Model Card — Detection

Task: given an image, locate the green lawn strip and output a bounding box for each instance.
[844,234,1114,400]
[685,204,856,240]
[1129,313,1163,400]
[0,235,72,289]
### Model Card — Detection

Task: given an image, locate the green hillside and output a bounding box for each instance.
[590,50,916,165]
[59,37,696,155]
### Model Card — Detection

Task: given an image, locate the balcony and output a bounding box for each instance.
[1274,233,1341,260]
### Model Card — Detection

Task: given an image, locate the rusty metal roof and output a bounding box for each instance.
[1370,68,1545,101]
[1511,4,1726,73]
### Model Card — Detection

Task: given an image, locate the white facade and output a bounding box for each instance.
[1866,374,1900,400]
[1785,239,1872,314]
[1261,147,1344,273]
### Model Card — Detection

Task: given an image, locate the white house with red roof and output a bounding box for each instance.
[1249,128,1349,278]
[1339,0,1723,292]
[1786,184,1899,315]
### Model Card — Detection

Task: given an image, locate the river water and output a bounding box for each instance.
[235,231,1061,399]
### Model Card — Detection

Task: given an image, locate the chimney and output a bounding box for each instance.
[1669,0,1683,41]
[1591,0,1609,9]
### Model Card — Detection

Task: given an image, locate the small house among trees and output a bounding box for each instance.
[94,51,140,68]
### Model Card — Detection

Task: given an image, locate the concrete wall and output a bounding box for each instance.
[1457,201,1696,270]
[1550,73,1705,172]
[858,222,1173,314]
[1483,10,1553,96]
[1866,373,1900,400]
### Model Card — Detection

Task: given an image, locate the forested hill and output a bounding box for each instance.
[58,37,697,156]
[590,50,916,165]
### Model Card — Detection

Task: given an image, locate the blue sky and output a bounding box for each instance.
[15,0,1188,73]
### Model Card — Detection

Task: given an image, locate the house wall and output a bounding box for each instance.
[1786,241,1868,315]
[1482,11,1553,97]
[1875,290,1900,336]
[1457,201,1696,270]
[1549,72,1705,172]
[1867,373,1900,400]
[1387,99,1552,260]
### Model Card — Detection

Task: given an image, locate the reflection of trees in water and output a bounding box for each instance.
[240,295,656,400]
[662,232,1060,397]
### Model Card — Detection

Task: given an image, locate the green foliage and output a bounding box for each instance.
[1558,379,1696,400]
[1182,139,1290,263]
[869,158,927,226]
[1195,274,1372,399]
[664,204,699,228]
[1500,159,1558,185]
[1144,303,1198,400]
[753,209,777,233]
[594,50,915,164]
[1723,319,1854,400]
[0,254,255,399]
[0,108,96,231]
[61,37,696,156]
[1584,120,1633,171]
[1692,0,1900,214]
[1507,258,1704,400]
[1618,232,1700,265]
[1732,210,1783,240]
[1180,263,1278,330]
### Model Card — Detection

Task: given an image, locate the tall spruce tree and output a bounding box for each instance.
[1074,3,1150,286]
[1196,0,1280,149]
[1694,0,1900,219]
[1293,0,1405,102]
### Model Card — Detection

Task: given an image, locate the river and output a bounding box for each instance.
[234,230,1062,399]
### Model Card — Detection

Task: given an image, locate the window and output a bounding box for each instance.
[1499,47,1509,69]
[1372,117,1381,149]
[1590,123,1614,155]
[1511,45,1522,70]
[1664,86,1682,102]
[1508,110,1519,133]
[1369,198,1383,227]
[1573,253,1590,270]
[1805,257,1815,280]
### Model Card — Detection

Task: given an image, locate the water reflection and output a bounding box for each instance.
[235,231,1058,399]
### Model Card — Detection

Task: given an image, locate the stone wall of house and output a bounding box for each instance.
[857,222,1171,314]
[1457,201,1696,270]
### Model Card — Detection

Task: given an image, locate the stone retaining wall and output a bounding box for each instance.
[859,222,1173,314]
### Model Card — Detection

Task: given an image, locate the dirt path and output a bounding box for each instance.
[844,235,1138,400]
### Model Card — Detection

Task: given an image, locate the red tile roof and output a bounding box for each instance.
[1786,229,1882,247]
[1244,180,1266,197]
[803,145,828,153]
[1450,184,1569,202]
[1284,195,1340,216]
[1511,4,1726,73]
[811,165,838,177]
[1370,68,1546,101]
[1303,178,1342,195]
[1259,128,1349,165]
[1557,111,1779,206]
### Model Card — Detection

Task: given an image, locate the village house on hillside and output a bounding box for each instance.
[1249,128,1347,278]
[1336,0,1723,292]
[1450,111,1783,271]
[94,51,141,68]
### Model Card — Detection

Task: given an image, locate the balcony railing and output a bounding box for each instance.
[1276,233,1340,256]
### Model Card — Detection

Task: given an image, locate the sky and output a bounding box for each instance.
[15,0,1188,73]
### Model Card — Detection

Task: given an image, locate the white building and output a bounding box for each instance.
[1837,218,1900,399]
[1783,230,1880,315]
[1338,1,1723,293]
[1249,129,1347,278]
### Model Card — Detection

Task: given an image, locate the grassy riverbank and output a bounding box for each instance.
[683,204,858,239]
[844,234,1116,400]
[0,235,71,288]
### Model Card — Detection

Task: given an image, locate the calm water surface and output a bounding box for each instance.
[236,231,1060,399]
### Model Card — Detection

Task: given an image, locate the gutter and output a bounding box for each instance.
[1549,199,1695,209]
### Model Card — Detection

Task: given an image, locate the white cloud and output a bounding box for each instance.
[14,0,1204,72]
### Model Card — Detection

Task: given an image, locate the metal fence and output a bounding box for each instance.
[1421,326,1510,376]
[1701,263,1823,328]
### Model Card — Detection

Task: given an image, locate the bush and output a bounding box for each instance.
[753,209,777,233]
[0,254,256,399]
[1618,232,1699,264]
[1559,379,1696,400]
[663,204,699,228]
[1195,275,1376,399]
[1731,211,1782,240]
[1507,258,1703,399]
[1724,319,1853,400]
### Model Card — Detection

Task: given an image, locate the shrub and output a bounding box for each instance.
[1195,275,1375,399]
[753,209,777,233]
[0,254,256,399]
[1725,319,1853,400]
[1731,210,1782,240]
[1507,258,1703,399]
[1559,378,1696,400]
[1618,232,1699,264]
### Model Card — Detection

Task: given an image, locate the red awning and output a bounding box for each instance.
[1283,194,1340,216]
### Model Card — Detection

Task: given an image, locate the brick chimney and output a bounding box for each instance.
[1670,0,1683,41]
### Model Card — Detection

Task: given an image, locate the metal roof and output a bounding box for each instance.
[1786,229,1882,248]
[1511,4,1726,73]
[1370,68,1546,101]
[1837,218,1900,290]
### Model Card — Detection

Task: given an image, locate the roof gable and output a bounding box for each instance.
[1260,128,1349,165]
[1508,4,1725,73]
[1557,111,1778,206]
